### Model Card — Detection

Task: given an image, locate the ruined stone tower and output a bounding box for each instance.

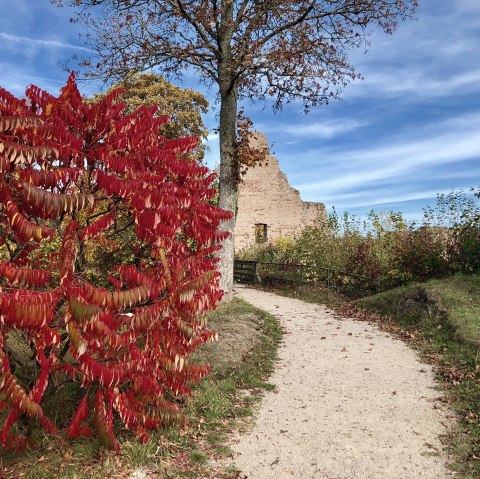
[234,132,326,251]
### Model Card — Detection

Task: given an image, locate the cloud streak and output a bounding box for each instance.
[286,113,480,207]
[268,118,369,139]
[0,32,93,52]
[345,68,480,100]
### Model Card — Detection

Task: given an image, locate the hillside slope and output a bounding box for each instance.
[358,274,480,347]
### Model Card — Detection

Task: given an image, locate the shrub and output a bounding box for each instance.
[237,192,480,293]
[0,75,230,451]
[236,236,298,264]
[295,210,365,274]
[390,227,450,283]
[451,189,480,273]
[345,238,382,293]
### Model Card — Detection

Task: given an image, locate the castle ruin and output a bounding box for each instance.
[234,132,326,251]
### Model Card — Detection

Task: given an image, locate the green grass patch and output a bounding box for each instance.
[1,298,281,479]
[358,273,480,345]
[427,274,480,345]
[357,273,480,479]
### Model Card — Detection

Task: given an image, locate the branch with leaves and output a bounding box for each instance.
[0,75,231,451]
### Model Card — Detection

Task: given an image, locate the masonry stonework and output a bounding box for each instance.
[234,132,326,251]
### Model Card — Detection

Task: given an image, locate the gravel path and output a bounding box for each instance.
[224,287,451,479]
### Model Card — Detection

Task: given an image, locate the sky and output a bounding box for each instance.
[0,0,479,223]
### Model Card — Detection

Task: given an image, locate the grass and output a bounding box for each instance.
[427,274,480,345]
[356,273,480,479]
[0,298,282,479]
[358,273,480,346]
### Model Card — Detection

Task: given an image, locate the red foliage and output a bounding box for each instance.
[0,75,231,451]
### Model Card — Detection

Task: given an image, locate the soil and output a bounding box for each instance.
[220,286,453,479]
[194,310,262,367]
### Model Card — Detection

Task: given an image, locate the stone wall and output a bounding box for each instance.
[234,132,326,251]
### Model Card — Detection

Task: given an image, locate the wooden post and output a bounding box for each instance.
[327,269,330,301]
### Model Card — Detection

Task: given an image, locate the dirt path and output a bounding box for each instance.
[224,287,452,479]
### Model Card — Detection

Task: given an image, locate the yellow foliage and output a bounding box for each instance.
[95,73,208,161]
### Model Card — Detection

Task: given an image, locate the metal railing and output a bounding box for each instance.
[233,260,258,284]
[234,260,378,298]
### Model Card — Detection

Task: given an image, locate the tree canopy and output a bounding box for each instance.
[96,73,209,161]
[56,0,417,108]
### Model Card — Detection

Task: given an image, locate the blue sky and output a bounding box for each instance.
[0,0,479,222]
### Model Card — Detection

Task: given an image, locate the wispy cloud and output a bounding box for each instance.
[297,133,480,191]
[347,68,480,100]
[0,32,93,52]
[0,65,66,96]
[341,0,480,103]
[323,187,465,209]
[287,113,480,207]
[456,0,480,13]
[269,118,368,139]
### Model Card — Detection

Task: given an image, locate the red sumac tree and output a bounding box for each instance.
[0,75,231,451]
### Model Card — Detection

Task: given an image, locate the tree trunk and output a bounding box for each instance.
[217,85,238,300]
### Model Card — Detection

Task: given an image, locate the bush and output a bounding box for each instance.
[236,235,298,264]
[345,238,381,292]
[391,227,450,282]
[451,189,480,273]
[236,192,480,292]
[0,75,230,451]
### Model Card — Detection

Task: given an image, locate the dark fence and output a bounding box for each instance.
[233,260,258,284]
[234,260,378,298]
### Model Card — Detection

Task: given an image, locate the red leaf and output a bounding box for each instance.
[94,391,120,453]
[67,396,89,439]
[78,209,115,241]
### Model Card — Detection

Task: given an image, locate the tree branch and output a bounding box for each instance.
[168,0,220,56]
